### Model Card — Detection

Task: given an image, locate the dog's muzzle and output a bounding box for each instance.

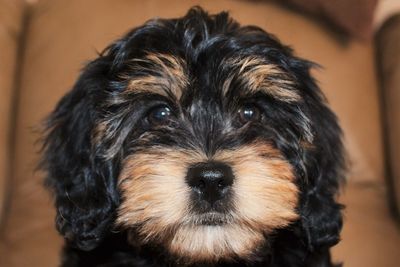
[186,162,234,217]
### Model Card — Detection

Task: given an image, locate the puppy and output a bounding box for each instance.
[42,7,345,267]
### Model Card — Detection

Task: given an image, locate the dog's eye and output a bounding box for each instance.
[238,104,261,124]
[148,105,172,125]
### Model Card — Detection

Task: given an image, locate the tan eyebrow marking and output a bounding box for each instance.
[222,56,300,102]
[125,53,189,100]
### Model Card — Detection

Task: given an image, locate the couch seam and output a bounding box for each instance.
[0,2,33,235]
[374,13,400,224]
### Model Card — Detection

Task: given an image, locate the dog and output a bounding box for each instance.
[41,7,345,267]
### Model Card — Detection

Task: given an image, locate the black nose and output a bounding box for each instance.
[186,162,234,206]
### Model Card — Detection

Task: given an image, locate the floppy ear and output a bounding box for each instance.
[42,59,120,251]
[291,60,345,251]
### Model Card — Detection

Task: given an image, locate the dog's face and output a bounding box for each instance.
[43,7,344,265]
[112,53,300,261]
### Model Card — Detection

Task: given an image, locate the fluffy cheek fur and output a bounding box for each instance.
[116,142,299,262]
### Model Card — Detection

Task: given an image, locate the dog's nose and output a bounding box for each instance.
[186,162,234,205]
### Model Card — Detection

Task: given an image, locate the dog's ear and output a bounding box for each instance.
[42,59,119,251]
[290,59,345,251]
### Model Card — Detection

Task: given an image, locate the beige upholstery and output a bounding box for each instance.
[0,1,399,266]
[332,183,400,266]
[0,0,24,225]
[376,14,400,215]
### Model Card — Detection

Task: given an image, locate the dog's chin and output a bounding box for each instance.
[128,214,266,264]
[169,223,265,264]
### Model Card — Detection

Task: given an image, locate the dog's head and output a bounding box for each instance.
[42,7,344,264]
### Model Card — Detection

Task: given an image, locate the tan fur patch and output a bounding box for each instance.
[116,142,299,262]
[223,56,300,102]
[214,142,299,231]
[125,53,189,99]
[116,148,206,242]
[91,121,107,147]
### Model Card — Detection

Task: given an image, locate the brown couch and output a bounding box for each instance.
[0,0,399,266]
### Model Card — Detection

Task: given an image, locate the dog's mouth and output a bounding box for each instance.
[190,212,234,226]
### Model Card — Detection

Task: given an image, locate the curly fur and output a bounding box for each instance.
[42,7,345,267]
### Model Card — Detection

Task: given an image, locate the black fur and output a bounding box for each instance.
[42,7,345,267]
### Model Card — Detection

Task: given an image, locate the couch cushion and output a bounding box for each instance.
[0,0,24,227]
[332,182,400,266]
[0,0,391,266]
[282,0,378,40]
[376,14,400,217]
